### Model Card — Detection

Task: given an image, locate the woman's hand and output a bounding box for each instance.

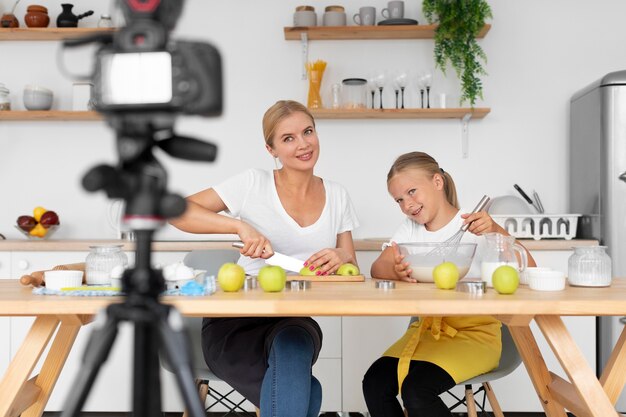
[390,242,416,282]
[461,211,507,236]
[236,222,274,259]
[304,248,354,276]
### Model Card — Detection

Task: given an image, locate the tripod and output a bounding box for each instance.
[60,115,217,417]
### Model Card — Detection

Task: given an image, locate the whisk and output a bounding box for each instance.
[429,195,491,256]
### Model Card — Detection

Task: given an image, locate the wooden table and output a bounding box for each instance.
[1,279,625,417]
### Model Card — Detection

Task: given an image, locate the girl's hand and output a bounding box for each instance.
[391,242,416,283]
[461,211,507,236]
[236,222,274,259]
[305,248,354,276]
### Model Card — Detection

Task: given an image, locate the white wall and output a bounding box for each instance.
[1,0,625,240]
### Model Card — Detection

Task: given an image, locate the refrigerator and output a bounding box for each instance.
[570,69,626,411]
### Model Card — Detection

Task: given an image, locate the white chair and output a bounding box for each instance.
[161,249,260,417]
[406,318,522,417]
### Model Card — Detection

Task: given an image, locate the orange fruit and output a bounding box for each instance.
[29,223,47,238]
[33,206,47,222]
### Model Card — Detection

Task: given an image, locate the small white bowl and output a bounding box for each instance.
[521,267,552,285]
[23,85,53,110]
[45,270,83,291]
[528,270,566,291]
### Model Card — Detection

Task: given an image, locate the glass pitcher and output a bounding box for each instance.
[481,233,528,287]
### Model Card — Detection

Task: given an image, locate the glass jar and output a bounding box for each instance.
[568,246,612,287]
[341,78,367,109]
[98,14,113,28]
[0,83,11,111]
[85,245,128,285]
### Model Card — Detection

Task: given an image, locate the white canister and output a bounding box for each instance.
[72,82,93,111]
[567,246,612,287]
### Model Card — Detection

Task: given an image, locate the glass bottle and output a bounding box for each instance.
[98,14,113,28]
[331,83,341,109]
[0,83,11,111]
[86,245,128,285]
[568,246,612,287]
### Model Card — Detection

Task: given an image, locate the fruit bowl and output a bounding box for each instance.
[397,242,477,282]
[15,224,59,240]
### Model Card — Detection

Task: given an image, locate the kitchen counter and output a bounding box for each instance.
[0,238,599,252]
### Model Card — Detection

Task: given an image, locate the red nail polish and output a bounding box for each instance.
[316,271,321,276]
[304,262,308,266]
[309,266,315,271]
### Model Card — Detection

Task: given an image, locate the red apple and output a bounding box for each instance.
[39,211,60,228]
[17,215,37,232]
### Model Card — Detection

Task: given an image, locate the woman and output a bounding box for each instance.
[170,100,359,417]
[362,151,535,417]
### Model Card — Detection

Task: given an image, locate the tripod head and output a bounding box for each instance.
[67,0,222,297]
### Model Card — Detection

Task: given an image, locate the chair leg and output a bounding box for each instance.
[464,384,478,417]
[255,407,260,417]
[183,378,208,417]
[482,382,504,417]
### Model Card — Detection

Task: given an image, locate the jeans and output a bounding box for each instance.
[260,326,322,417]
[362,356,456,417]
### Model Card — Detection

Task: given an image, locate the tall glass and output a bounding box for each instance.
[307,61,326,109]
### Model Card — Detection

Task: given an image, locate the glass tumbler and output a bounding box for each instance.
[86,245,128,285]
[567,246,612,287]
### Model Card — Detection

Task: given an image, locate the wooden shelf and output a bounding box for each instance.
[309,108,490,120]
[0,27,115,41]
[284,24,490,40]
[0,111,103,121]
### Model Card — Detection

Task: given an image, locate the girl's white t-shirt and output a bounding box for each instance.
[390,209,485,278]
[214,168,360,274]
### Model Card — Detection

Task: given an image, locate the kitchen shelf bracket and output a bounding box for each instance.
[461,113,472,158]
[301,32,309,80]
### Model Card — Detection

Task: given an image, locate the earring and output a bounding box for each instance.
[274,156,280,169]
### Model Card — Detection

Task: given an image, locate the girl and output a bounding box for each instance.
[171,100,359,417]
[362,151,535,417]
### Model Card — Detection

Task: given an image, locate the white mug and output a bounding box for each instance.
[353,7,376,25]
[381,1,404,19]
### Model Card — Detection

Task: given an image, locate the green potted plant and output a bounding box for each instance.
[423,0,492,107]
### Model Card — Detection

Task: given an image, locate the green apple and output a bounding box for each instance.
[492,265,519,294]
[433,261,460,290]
[336,263,360,276]
[258,265,287,292]
[217,262,245,292]
[299,266,318,276]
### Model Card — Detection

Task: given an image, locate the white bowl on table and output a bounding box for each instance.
[528,270,566,291]
[397,242,477,282]
[44,270,83,291]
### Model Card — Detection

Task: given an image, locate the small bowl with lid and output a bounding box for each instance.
[24,5,50,28]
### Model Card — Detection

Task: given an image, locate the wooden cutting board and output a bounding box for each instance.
[287,274,365,282]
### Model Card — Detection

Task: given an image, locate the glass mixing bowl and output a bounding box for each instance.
[397,242,477,282]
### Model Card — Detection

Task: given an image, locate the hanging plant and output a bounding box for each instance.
[423,0,492,107]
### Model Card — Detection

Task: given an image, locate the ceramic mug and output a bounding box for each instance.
[294,10,317,26]
[381,1,404,19]
[323,10,346,26]
[353,7,376,25]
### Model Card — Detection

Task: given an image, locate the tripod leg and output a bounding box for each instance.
[60,307,120,417]
[133,312,163,416]
[158,307,207,417]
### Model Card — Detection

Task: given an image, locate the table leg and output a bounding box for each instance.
[20,317,83,417]
[507,324,568,417]
[536,315,620,417]
[600,324,626,404]
[0,316,59,417]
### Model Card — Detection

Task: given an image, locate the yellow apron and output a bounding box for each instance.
[383,316,502,391]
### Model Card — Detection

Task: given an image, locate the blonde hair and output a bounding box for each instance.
[262,100,315,147]
[387,151,459,209]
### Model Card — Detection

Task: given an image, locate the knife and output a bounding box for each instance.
[513,184,541,213]
[231,242,305,273]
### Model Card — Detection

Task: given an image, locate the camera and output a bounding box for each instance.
[72,0,223,116]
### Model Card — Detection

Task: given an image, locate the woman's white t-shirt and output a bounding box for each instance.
[390,209,485,279]
[214,168,359,274]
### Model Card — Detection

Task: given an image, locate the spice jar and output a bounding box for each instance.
[98,14,113,28]
[341,78,367,109]
[24,5,50,28]
[0,84,11,111]
[85,245,128,285]
[567,246,612,287]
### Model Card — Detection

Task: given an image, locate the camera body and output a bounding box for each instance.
[90,1,222,116]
